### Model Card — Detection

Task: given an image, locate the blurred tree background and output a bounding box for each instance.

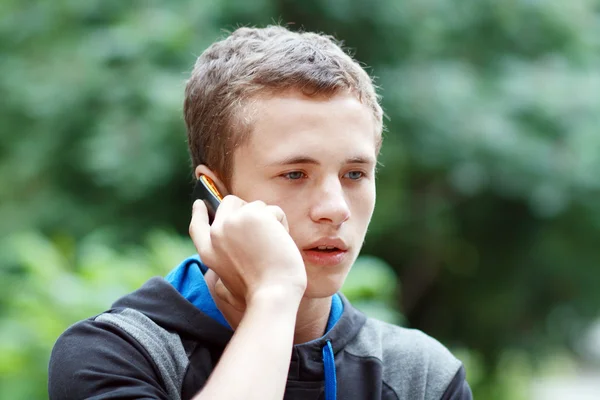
[2,0,600,398]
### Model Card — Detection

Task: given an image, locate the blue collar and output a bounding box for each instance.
[165,255,344,333]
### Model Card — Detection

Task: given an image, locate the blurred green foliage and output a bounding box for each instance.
[2,0,600,399]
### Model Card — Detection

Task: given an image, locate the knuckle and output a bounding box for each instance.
[269,205,283,214]
[209,224,223,243]
[221,195,235,205]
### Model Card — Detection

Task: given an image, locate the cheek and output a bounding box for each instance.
[280,201,307,240]
[351,185,376,222]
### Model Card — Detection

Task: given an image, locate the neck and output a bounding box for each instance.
[206,269,332,344]
[293,296,332,344]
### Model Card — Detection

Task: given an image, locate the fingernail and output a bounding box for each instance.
[193,200,200,212]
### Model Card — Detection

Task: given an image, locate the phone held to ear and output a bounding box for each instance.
[193,175,223,224]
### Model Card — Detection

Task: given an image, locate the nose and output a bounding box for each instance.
[309,178,351,226]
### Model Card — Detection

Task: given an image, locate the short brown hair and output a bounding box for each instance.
[184,25,383,188]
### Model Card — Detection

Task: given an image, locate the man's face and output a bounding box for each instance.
[229,90,378,298]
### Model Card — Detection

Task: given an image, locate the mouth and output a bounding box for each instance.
[308,246,343,253]
[302,239,349,267]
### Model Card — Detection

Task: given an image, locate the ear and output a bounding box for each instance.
[194,165,229,197]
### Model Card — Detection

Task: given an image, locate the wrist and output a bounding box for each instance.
[247,284,304,311]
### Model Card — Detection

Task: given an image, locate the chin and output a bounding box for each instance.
[303,266,350,299]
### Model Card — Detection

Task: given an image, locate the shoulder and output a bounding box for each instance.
[345,317,469,400]
[345,317,460,368]
[48,309,181,400]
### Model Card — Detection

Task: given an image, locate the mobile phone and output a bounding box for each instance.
[193,175,223,224]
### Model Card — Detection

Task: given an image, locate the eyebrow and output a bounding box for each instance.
[269,155,376,167]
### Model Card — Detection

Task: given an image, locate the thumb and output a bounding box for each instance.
[189,200,214,262]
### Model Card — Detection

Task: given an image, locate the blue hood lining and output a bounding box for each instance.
[165,255,231,329]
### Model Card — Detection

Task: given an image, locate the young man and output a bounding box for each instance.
[49,26,472,400]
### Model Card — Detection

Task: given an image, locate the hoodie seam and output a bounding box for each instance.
[342,349,383,365]
[342,350,400,400]
[440,364,468,400]
[92,311,172,394]
[381,379,400,400]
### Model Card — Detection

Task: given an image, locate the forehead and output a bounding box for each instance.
[236,91,379,165]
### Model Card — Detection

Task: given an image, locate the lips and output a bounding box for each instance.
[302,238,349,267]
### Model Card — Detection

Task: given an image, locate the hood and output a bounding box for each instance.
[111,275,234,349]
[111,255,367,396]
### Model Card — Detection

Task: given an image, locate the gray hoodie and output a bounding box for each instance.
[49,259,472,400]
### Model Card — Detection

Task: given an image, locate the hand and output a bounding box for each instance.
[189,196,307,309]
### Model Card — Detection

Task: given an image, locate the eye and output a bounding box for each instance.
[344,171,364,180]
[283,171,306,180]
